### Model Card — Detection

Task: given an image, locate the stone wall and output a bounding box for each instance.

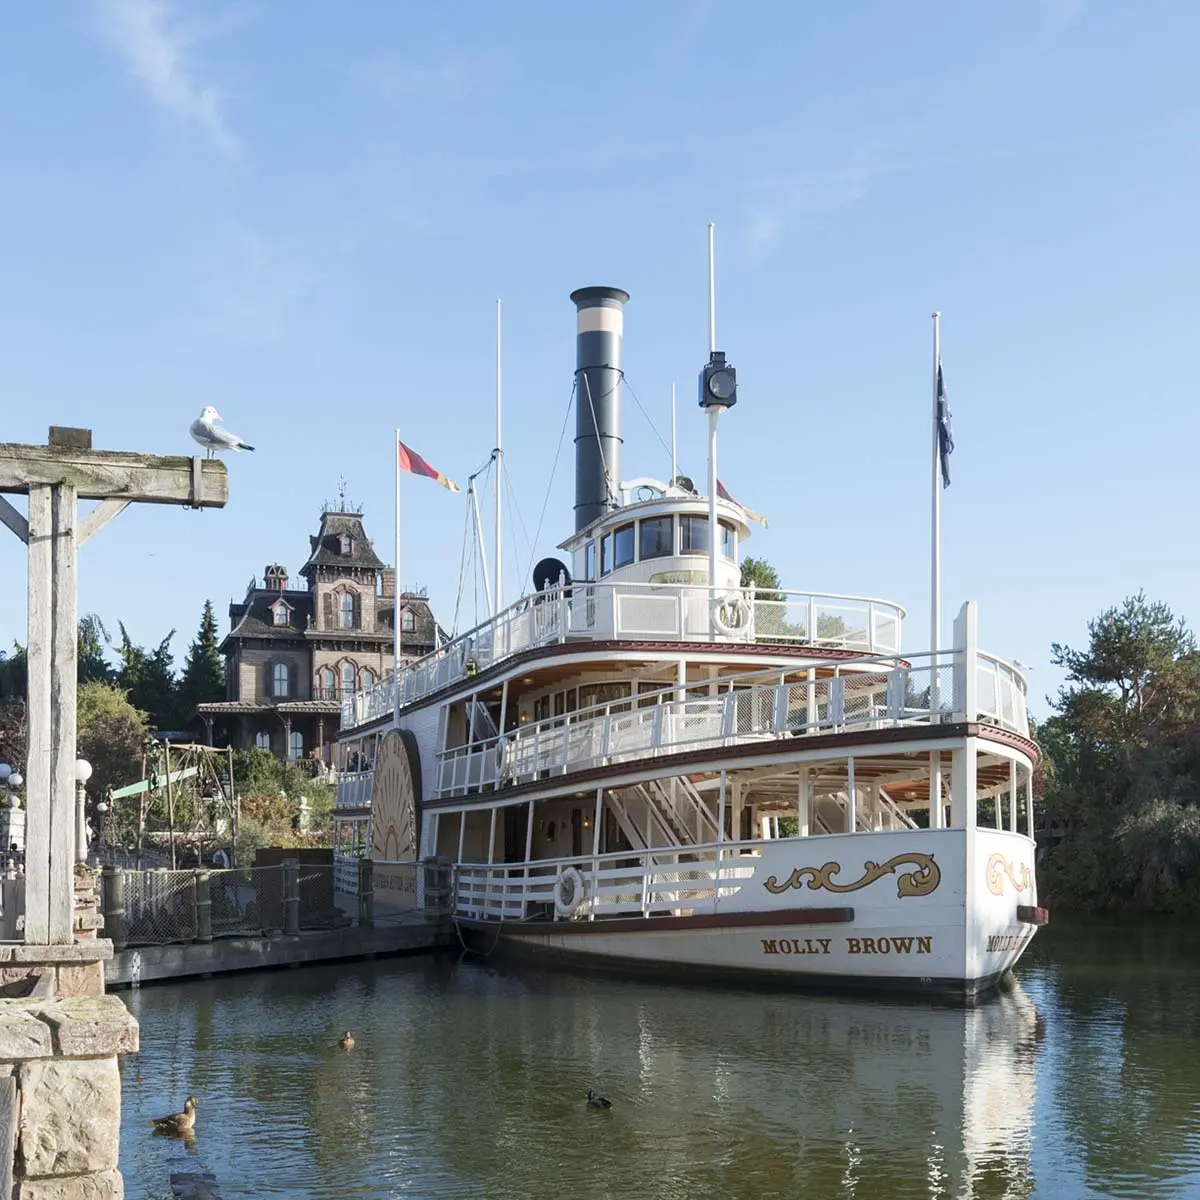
[0,866,137,1197]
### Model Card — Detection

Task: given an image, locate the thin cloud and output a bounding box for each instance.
[359,54,468,105]
[96,0,239,157]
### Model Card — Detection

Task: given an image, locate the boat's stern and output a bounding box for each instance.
[967,828,1046,987]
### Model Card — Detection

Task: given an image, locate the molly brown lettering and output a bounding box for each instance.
[846,936,932,955]
[760,937,832,956]
[986,933,1025,953]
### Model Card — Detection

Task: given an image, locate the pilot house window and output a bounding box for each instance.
[613,523,635,570]
[639,517,673,560]
[680,516,710,554]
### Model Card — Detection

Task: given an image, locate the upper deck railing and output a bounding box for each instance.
[340,583,906,730]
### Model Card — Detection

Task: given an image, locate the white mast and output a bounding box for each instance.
[670,381,677,486]
[494,299,503,614]
[393,427,401,721]
[706,223,719,594]
[930,311,942,826]
[469,477,494,617]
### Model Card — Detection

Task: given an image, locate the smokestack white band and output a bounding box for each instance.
[576,306,624,335]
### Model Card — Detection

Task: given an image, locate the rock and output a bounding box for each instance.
[0,1008,53,1059]
[33,998,138,1058]
[54,963,106,1000]
[16,1168,124,1198]
[19,1058,120,1176]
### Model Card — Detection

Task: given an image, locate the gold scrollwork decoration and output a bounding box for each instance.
[763,852,941,900]
[986,853,1032,896]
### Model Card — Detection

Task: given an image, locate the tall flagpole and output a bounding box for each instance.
[494,299,503,615]
[930,312,942,826]
[706,223,720,595]
[670,381,677,485]
[394,427,402,722]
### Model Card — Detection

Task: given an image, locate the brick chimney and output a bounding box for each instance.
[264,564,288,592]
[380,568,396,599]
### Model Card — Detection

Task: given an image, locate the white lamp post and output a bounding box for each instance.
[75,759,93,864]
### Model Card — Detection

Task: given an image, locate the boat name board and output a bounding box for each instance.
[761,935,934,957]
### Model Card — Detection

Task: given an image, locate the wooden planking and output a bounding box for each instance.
[0,445,228,507]
[0,1073,15,1200]
[48,485,77,943]
[24,485,52,944]
[76,498,130,545]
[0,496,27,544]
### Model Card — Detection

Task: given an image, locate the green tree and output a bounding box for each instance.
[116,623,179,730]
[77,681,150,805]
[740,556,781,597]
[1040,592,1200,910]
[77,614,112,684]
[178,601,225,727]
[0,645,27,699]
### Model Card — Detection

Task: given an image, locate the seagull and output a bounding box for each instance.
[190,407,255,458]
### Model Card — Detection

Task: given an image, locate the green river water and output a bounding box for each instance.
[117,918,1200,1199]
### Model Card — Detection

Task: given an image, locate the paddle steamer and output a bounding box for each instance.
[333,285,1046,1000]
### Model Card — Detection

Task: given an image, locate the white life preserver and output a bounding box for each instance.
[553,866,586,918]
[712,592,750,636]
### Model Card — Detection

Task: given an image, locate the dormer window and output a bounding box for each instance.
[401,608,415,633]
[271,601,289,627]
[339,533,352,554]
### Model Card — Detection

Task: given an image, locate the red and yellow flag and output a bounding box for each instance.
[397,439,460,492]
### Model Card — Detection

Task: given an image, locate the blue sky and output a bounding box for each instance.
[1,0,1197,716]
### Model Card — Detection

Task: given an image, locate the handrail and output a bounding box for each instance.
[340,582,908,731]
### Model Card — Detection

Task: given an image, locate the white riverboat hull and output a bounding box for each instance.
[455,827,1044,1003]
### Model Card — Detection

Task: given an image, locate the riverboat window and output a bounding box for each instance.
[639,516,673,560]
[585,541,597,581]
[578,681,632,714]
[613,523,635,569]
[680,515,710,553]
[600,532,613,576]
[533,695,551,722]
[272,663,290,698]
[720,519,736,560]
[637,681,664,708]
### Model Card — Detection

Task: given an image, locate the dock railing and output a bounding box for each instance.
[341,584,907,730]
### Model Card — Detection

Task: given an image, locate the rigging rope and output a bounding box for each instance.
[620,372,675,470]
[526,379,576,586]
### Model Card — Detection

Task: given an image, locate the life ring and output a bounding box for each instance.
[712,592,750,636]
[553,866,587,918]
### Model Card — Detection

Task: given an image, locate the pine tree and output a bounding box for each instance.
[116,624,178,731]
[178,601,226,727]
[78,614,112,684]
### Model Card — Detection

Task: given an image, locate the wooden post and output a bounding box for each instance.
[163,741,176,870]
[1,429,228,946]
[101,865,126,951]
[227,745,237,865]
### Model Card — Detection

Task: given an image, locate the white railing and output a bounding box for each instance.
[976,652,1029,735]
[435,653,973,798]
[341,583,906,730]
[334,771,373,811]
[434,649,1030,799]
[453,841,764,923]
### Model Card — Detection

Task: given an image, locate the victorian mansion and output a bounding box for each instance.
[198,507,441,763]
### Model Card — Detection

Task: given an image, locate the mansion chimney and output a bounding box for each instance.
[264,564,288,591]
[571,286,628,532]
[380,568,396,599]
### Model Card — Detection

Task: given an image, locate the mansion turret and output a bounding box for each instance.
[199,508,440,762]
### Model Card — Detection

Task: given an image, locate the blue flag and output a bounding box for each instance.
[937,361,953,488]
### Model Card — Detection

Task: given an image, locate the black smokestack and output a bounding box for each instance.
[571,286,629,532]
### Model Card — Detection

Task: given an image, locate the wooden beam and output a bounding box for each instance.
[24,485,52,945]
[0,496,28,543]
[77,499,131,546]
[49,485,77,942]
[0,444,228,507]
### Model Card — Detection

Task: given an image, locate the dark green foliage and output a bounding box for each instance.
[77,681,150,802]
[116,622,179,731]
[1040,592,1200,911]
[177,601,225,727]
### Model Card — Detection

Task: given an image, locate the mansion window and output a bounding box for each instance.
[340,592,355,629]
[273,663,290,698]
[342,662,357,694]
[319,667,337,699]
[255,730,271,751]
[340,533,352,554]
[361,667,377,688]
[401,608,415,633]
[272,603,289,627]
[289,731,304,760]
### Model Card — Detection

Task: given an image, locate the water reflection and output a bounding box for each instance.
[119,954,1051,1199]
